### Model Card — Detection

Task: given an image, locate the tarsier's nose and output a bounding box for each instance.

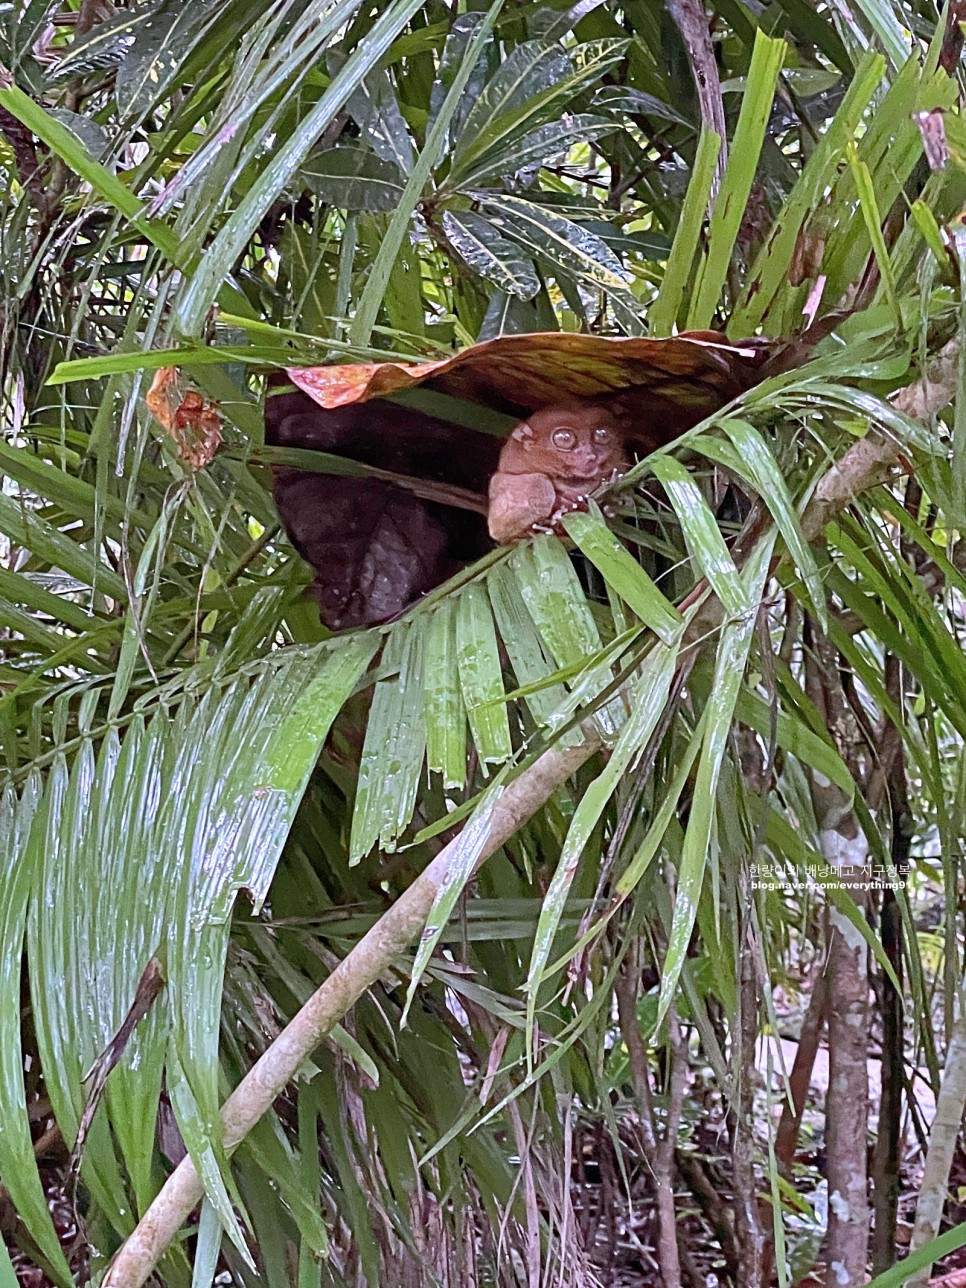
[573,446,597,471]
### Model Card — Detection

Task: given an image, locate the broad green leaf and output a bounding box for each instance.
[687,32,786,329]
[648,130,722,337]
[708,418,826,623]
[482,193,631,292]
[164,640,378,1245]
[590,85,690,126]
[452,40,570,167]
[846,143,901,330]
[176,0,430,337]
[50,6,153,80]
[302,146,406,212]
[458,35,629,167]
[350,623,427,860]
[647,456,748,618]
[526,642,678,1050]
[731,52,885,334]
[561,509,682,642]
[510,537,623,737]
[0,490,128,604]
[736,692,855,800]
[46,107,110,159]
[0,79,181,258]
[423,600,466,789]
[0,781,74,1288]
[487,562,574,733]
[456,583,513,768]
[349,0,505,346]
[656,537,774,1028]
[849,0,911,69]
[402,787,503,1024]
[442,210,540,300]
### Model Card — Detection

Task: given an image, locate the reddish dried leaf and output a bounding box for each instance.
[146,367,223,468]
[287,329,774,437]
[145,365,181,428]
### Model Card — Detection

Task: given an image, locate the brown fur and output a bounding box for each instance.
[487,403,629,544]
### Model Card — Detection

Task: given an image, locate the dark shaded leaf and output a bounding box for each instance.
[429,12,495,145]
[590,85,691,126]
[48,6,147,79]
[45,108,110,160]
[302,145,406,212]
[343,66,415,174]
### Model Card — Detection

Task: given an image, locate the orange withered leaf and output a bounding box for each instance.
[146,367,223,469]
[285,330,777,452]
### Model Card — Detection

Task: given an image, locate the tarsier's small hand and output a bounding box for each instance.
[487,403,630,544]
[550,496,587,524]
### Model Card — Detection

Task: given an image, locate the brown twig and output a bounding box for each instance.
[667,0,727,196]
[616,941,683,1288]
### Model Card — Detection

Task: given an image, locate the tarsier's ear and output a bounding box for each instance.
[511,422,534,441]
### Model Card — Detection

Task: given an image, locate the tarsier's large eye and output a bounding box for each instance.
[592,426,611,443]
[552,428,577,450]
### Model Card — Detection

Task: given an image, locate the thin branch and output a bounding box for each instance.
[667,0,727,196]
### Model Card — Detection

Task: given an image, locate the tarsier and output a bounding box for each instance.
[487,402,630,544]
